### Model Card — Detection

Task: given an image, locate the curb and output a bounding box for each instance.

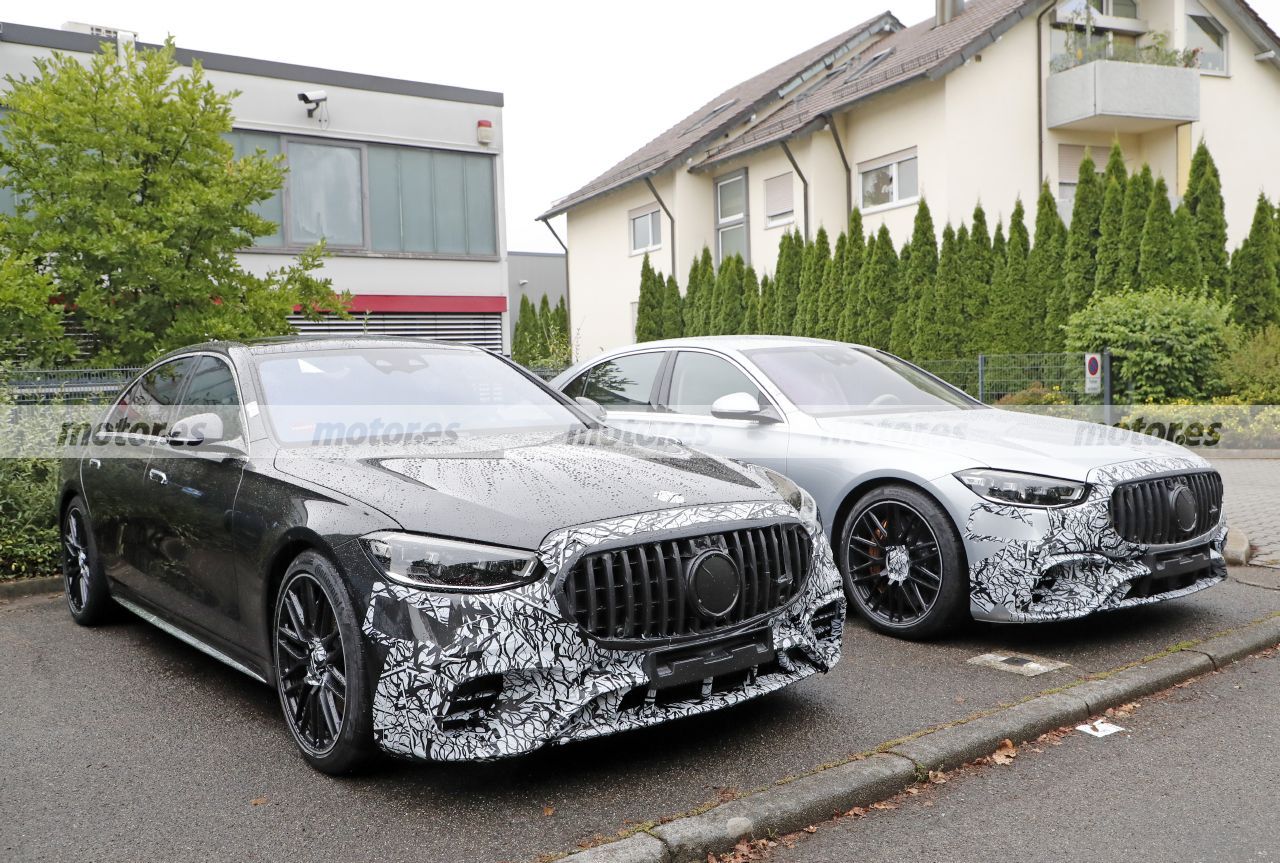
[0,576,61,601]
[552,613,1280,863]
[1225,527,1251,566]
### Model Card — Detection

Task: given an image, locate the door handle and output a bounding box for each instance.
[148,468,168,485]
[88,458,102,469]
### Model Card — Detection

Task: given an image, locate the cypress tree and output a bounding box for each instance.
[1184,139,1212,216]
[987,199,1033,354]
[963,205,994,356]
[992,220,1007,260]
[1138,175,1175,290]
[1094,175,1127,296]
[512,294,536,364]
[1102,140,1127,188]
[856,225,899,351]
[837,215,867,344]
[890,199,938,358]
[1230,193,1280,332]
[1063,148,1103,315]
[757,270,776,335]
[1170,203,1203,292]
[919,224,966,359]
[682,254,704,337]
[1185,144,1229,299]
[794,227,830,336]
[634,254,663,342]
[817,233,847,339]
[660,273,683,338]
[741,266,761,334]
[1028,182,1066,351]
[773,230,802,335]
[983,220,1007,354]
[713,255,746,335]
[1118,164,1153,291]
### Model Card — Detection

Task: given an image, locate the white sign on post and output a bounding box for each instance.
[1084,353,1102,395]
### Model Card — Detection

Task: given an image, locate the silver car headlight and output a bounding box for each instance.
[361,532,539,592]
[757,466,821,528]
[955,469,1089,509]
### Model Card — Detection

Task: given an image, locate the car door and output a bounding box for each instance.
[141,355,249,643]
[80,357,196,594]
[648,349,790,473]
[558,350,667,438]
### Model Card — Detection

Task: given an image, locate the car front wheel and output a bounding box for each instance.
[838,484,968,639]
[273,551,374,774]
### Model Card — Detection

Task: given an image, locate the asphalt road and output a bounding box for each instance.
[2,571,1278,863]
[765,644,1280,863]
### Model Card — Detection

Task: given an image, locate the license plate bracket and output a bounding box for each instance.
[645,628,774,689]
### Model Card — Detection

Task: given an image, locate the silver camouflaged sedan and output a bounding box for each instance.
[551,337,1228,639]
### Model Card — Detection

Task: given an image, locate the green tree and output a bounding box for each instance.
[1229,193,1280,332]
[1029,182,1066,350]
[1063,148,1103,315]
[633,254,663,342]
[794,227,830,336]
[741,266,761,333]
[660,273,683,338]
[1137,175,1175,291]
[511,294,537,365]
[856,226,899,350]
[1184,142,1229,299]
[0,38,341,366]
[918,224,966,359]
[1117,165,1154,291]
[1093,175,1127,296]
[0,257,76,366]
[1101,140,1128,190]
[890,199,937,358]
[757,270,776,335]
[987,199,1034,354]
[712,254,745,335]
[683,247,715,336]
[773,230,803,335]
[963,204,994,355]
[1169,204,1203,292]
[838,211,867,342]
[817,232,847,339]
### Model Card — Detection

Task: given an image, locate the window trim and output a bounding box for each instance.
[628,205,663,256]
[172,352,251,447]
[570,349,670,415]
[654,347,783,422]
[714,169,750,265]
[98,356,199,445]
[858,149,920,214]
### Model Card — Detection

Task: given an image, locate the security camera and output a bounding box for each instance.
[297,90,328,118]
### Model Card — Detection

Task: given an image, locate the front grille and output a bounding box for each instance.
[560,523,811,642]
[1111,470,1223,545]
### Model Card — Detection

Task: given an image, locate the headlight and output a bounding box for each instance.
[361,532,539,592]
[756,465,821,527]
[955,469,1088,508]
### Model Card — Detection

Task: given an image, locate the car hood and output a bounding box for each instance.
[273,428,777,549]
[812,408,1197,481]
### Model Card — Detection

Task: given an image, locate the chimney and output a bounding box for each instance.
[936,0,965,26]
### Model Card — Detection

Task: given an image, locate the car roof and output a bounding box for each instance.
[593,335,873,355]
[148,335,485,362]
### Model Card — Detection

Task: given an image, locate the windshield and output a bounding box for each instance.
[745,345,980,416]
[255,347,586,445]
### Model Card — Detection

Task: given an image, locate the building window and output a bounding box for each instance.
[764,172,794,228]
[1056,0,1138,18]
[367,145,496,256]
[1187,9,1228,74]
[715,170,748,263]
[1057,144,1105,204]
[859,149,918,210]
[225,130,284,247]
[286,140,365,248]
[629,206,661,254]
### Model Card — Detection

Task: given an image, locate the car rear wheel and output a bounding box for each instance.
[273,551,374,774]
[61,497,113,625]
[838,484,968,639]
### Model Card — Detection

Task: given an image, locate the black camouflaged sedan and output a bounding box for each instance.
[58,337,844,773]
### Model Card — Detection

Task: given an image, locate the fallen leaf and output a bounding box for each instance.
[804,826,818,834]
[870,801,899,811]
[250,796,268,806]
[542,805,556,817]
[1108,702,1140,718]
[846,806,868,818]
[990,739,1018,765]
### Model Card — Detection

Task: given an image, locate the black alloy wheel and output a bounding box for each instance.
[61,497,112,625]
[839,485,967,639]
[273,552,373,774]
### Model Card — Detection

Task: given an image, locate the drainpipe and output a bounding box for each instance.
[538,216,571,354]
[823,113,853,218]
[780,140,810,241]
[1035,1,1054,192]
[642,176,677,277]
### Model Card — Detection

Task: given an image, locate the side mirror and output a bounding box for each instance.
[574,396,608,424]
[169,412,225,446]
[711,391,777,423]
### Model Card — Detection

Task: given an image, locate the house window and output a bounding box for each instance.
[764,172,794,227]
[1056,0,1138,18]
[1057,144,1105,204]
[859,149,918,210]
[1187,9,1228,74]
[367,145,496,256]
[286,140,365,248]
[715,170,748,263]
[629,207,662,254]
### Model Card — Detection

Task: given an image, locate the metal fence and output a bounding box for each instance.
[1,367,141,405]
[915,352,1110,406]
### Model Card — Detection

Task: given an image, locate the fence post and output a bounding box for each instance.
[1102,349,1113,426]
[977,354,986,403]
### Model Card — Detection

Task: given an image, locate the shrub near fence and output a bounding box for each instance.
[915,352,1104,405]
[3,367,140,405]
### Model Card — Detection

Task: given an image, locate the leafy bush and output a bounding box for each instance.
[1065,287,1233,403]
[1217,325,1280,404]
[0,458,59,581]
[996,382,1072,406]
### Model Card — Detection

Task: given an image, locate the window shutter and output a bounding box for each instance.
[765,172,793,219]
[1058,145,1088,184]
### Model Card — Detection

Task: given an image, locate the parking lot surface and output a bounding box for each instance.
[1213,458,1280,567]
[3,567,1278,863]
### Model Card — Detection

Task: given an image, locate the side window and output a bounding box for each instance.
[105,358,196,437]
[174,356,243,440]
[574,353,664,410]
[667,351,764,416]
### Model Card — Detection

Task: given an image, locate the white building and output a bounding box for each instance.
[543,0,1280,356]
[0,21,511,351]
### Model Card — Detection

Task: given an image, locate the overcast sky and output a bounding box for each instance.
[15,0,1280,253]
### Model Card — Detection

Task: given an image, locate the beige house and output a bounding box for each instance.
[542,0,1280,356]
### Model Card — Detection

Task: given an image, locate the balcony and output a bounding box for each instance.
[1047,60,1200,133]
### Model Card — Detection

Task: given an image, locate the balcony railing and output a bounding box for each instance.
[1046,60,1200,133]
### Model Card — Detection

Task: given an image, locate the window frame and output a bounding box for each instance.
[628,205,663,256]
[282,136,370,252]
[99,356,200,444]
[654,347,782,421]
[764,172,796,229]
[171,353,251,445]
[1187,11,1230,77]
[714,169,750,265]
[857,149,919,214]
[565,349,669,414]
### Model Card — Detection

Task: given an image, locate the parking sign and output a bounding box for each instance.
[1084,353,1102,394]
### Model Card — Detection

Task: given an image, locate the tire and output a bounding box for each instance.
[60,496,113,626]
[837,484,968,640]
[272,551,374,775]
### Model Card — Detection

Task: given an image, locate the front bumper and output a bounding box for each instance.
[951,456,1228,624]
[361,501,844,762]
